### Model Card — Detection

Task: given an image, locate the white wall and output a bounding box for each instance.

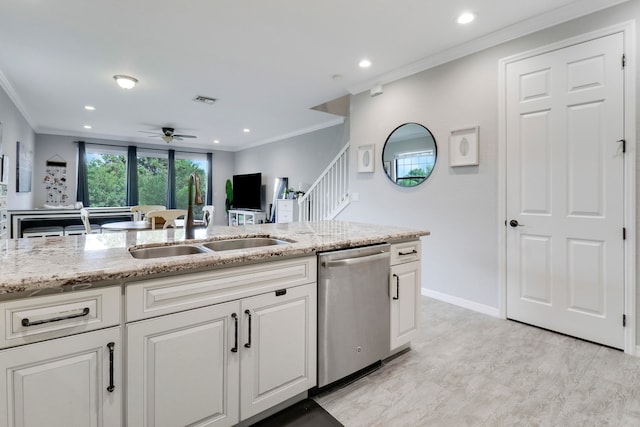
[0,86,35,210]
[338,1,640,328]
[233,123,347,218]
[34,134,235,225]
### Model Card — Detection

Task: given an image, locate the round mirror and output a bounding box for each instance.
[382,123,437,187]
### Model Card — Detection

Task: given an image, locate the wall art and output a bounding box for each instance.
[16,141,32,192]
[449,126,479,167]
[357,144,375,173]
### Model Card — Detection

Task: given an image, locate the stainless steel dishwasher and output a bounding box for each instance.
[317,243,391,388]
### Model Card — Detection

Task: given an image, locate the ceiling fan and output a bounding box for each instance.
[139,127,196,143]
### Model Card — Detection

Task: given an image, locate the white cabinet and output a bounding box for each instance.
[127,301,239,427]
[275,199,298,223]
[228,209,266,226]
[240,283,316,420]
[389,241,422,352]
[0,326,122,427]
[126,263,317,426]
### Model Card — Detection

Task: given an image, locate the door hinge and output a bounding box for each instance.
[623,227,627,240]
[618,139,626,153]
[622,53,626,68]
[623,314,626,327]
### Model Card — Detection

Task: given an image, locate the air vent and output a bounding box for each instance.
[194,95,217,105]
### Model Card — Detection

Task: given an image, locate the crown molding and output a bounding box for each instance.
[0,69,37,130]
[234,117,345,152]
[347,0,630,95]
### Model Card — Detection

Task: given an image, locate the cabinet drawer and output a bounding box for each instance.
[126,256,317,321]
[0,286,121,349]
[390,240,421,265]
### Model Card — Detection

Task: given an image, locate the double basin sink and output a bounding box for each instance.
[129,237,291,259]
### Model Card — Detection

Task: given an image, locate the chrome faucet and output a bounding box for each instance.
[186,172,204,239]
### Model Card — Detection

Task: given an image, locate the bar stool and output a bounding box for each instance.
[22,226,64,238]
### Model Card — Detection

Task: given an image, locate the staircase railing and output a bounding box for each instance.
[298,142,350,221]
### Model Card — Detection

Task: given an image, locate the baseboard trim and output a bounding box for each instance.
[421,288,502,318]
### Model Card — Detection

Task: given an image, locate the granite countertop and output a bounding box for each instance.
[0,221,429,294]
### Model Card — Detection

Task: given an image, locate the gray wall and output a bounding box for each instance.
[233,123,347,219]
[337,1,640,338]
[34,134,235,225]
[0,87,36,210]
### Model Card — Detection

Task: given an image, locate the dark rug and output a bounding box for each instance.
[252,399,343,427]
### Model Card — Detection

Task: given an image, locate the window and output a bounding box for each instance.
[137,150,168,205]
[86,145,127,207]
[83,146,209,210]
[175,153,207,218]
[395,150,435,187]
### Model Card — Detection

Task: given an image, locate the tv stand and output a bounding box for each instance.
[228,209,266,226]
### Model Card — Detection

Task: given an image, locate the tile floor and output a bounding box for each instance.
[314,297,640,427]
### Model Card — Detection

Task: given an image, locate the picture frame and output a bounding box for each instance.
[449,126,479,167]
[357,144,375,173]
[16,141,32,192]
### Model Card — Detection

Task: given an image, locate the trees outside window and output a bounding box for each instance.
[137,151,168,205]
[84,145,208,211]
[176,154,207,218]
[86,147,126,207]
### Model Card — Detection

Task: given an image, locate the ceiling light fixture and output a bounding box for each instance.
[113,75,138,89]
[84,125,92,129]
[213,140,220,144]
[359,59,372,68]
[457,12,475,24]
[84,105,95,111]
[243,128,251,133]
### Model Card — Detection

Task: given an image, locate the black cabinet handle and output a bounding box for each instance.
[393,274,400,300]
[398,249,418,256]
[244,309,252,349]
[231,313,238,353]
[107,342,115,392]
[21,307,90,327]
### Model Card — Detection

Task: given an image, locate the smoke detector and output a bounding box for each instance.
[193,95,217,105]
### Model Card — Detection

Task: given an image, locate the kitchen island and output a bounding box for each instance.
[0,220,428,294]
[0,220,429,427]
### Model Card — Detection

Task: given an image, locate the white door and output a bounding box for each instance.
[0,327,121,427]
[240,283,316,421]
[506,32,625,348]
[127,301,240,427]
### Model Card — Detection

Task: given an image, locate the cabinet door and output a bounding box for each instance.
[390,261,421,351]
[0,327,121,427]
[240,283,316,421]
[127,301,239,427]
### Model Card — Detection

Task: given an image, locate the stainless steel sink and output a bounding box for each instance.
[129,245,209,259]
[202,237,290,251]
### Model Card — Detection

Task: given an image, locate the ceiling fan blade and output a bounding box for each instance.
[139,130,163,135]
[174,134,196,139]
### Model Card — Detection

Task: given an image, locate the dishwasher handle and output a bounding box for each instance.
[321,251,390,268]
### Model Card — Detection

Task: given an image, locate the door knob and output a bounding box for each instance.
[509,220,522,228]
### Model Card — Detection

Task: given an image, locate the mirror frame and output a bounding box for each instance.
[381,122,437,187]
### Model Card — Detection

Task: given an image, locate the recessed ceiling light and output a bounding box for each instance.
[457,12,475,24]
[84,125,92,129]
[113,75,138,89]
[359,59,372,68]
[213,140,220,144]
[243,128,251,133]
[84,105,95,111]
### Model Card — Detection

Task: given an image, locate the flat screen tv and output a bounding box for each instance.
[232,173,262,210]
